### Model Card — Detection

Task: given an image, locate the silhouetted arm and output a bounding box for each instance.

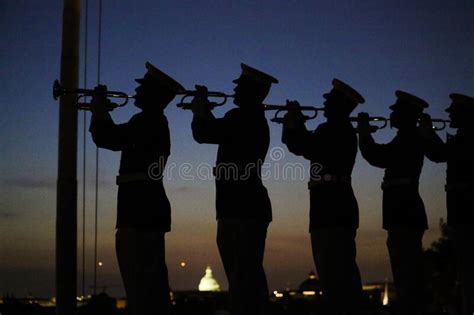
[358,132,390,168]
[419,129,448,163]
[89,111,130,151]
[191,111,226,144]
[282,123,313,159]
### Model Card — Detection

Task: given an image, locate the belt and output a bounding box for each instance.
[445,182,473,192]
[116,172,151,184]
[308,175,351,189]
[381,178,418,190]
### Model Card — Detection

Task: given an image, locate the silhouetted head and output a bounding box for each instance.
[232,63,278,108]
[445,93,474,129]
[323,79,365,121]
[389,90,428,130]
[134,62,184,112]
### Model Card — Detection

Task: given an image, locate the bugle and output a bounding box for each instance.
[53,80,133,111]
[264,104,324,124]
[429,119,451,131]
[349,116,389,132]
[350,116,450,132]
[176,90,234,110]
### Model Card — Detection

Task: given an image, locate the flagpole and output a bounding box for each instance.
[56,0,80,314]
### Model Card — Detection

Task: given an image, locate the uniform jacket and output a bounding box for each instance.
[89,110,171,230]
[283,120,359,231]
[192,107,272,222]
[359,128,438,230]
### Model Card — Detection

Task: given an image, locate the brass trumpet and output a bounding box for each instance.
[268,107,389,132]
[53,80,133,111]
[428,119,451,131]
[176,90,234,110]
[266,106,390,129]
[264,104,324,124]
[349,116,389,132]
[350,116,450,131]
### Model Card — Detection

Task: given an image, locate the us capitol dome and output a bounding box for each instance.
[198,266,220,292]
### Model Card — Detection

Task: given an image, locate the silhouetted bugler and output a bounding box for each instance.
[357,89,444,314]
[281,78,367,313]
[421,92,474,315]
[189,63,278,315]
[87,61,184,315]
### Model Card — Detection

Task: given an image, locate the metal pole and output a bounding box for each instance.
[93,0,103,295]
[56,0,80,314]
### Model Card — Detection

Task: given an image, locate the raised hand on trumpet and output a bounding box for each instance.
[89,84,113,112]
[282,100,307,129]
[356,112,372,136]
[418,113,433,130]
[189,85,214,118]
[417,113,439,140]
[355,112,385,134]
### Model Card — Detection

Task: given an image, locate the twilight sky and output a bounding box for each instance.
[1,0,473,298]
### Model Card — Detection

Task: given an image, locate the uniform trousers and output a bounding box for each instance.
[217,219,269,315]
[116,228,170,315]
[453,225,474,315]
[311,227,364,315]
[386,227,426,315]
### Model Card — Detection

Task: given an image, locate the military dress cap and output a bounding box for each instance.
[323,79,365,104]
[232,63,279,85]
[135,62,185,93]
[389,90,429,111]
[446,93,474,112]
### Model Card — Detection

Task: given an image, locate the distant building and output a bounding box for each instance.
[198,266,220,292]
[271,270,323,300]
[298,270,322,295]
[271,270,392,306]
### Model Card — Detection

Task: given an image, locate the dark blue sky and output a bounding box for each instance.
[1,0,473,297]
